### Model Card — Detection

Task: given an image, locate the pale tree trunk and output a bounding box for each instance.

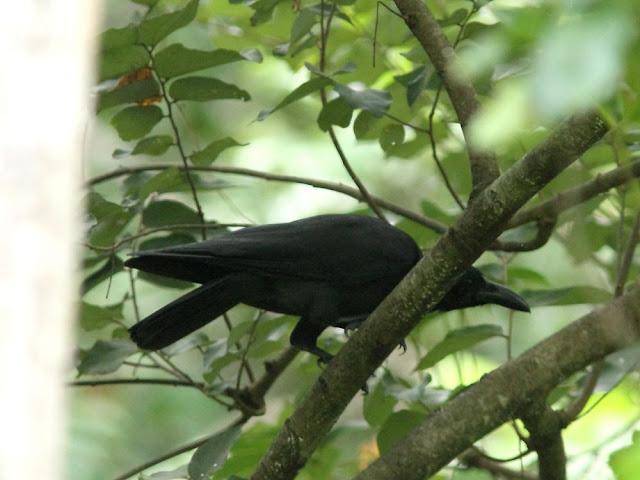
[0,2,102,479]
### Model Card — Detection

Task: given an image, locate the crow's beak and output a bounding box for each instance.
[478,281,531,313]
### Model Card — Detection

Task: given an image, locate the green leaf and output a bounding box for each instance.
[77,339,137,375]
[203,352,241,382]
[212,423,279,479]
[138,167,230,199]
[257,77,332,121]
[139,233,197,251]
[100,25,138,50]
[379,124,405,153]
[416,325,503,370]
[142,200,201,227]
[169,76,250,102]
[143,465,189,479]
[138,0,199,47]
[610,431,640,480]
[99,45,149,81]
[439,8,469,27]
[132,135,174,156]
[86,193,135,247]
[290,9,316,45]
[189,424,242,480]
[363,373,398,428]
[250,0,281,26]
[353,110,383,140]
[154,44,260,78]
[317,97,353,131]
[395,219,439,249]
[420,199,455,224]
[521,286,611,307]
[334,83,392,117]
[80,302,124,331]
[377,410,426,454]
[394,65,428,106]
[82,256,125,294]
[97,77,160,112]
[191,137,246,165]
[132,0,160,6]
[111,105,164,141]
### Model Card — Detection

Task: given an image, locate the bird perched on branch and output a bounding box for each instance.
[125,214,530,363]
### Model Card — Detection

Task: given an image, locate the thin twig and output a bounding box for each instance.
[223,313,256,384]
[112,416,249,480]
[319,0,388,222]
[509,159,640,228]
[384,112,430,133]
[84,223,250,253]
[87,164,447,232]
[561,209,640,425]
[69,378,203,389]
[148,47,207,239]
[235,311,263,390]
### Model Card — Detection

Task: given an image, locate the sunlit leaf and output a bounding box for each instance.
[610,431,640,480]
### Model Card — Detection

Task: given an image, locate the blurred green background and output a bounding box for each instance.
[73,0,640,478]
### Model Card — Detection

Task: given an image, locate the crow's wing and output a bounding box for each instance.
[126,215,421,284]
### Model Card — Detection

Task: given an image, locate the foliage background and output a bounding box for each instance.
[73,0,640,479]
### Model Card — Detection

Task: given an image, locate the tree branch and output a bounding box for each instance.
[393,0,500,197]
[509,159,640,228]
[86,164,448,233]
[249,112,608,480]
[355,285,640,480]
[521,402,566,480]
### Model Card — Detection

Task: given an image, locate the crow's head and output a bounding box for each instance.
[435,267,530,313]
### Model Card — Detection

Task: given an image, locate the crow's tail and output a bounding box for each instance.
[129,276,238,350]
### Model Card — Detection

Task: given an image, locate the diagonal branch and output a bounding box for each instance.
[249,112,608,480]
[87,164,447,232]
[356,284,640,480]
[509,159,640,228]
[393,0,500,197]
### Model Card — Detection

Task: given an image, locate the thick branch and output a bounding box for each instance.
[393,0,500,195]
[355,285,640,480]
[509,159,640,228]
[250,112,608,480]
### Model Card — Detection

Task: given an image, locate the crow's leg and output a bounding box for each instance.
[289,318,333,365]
